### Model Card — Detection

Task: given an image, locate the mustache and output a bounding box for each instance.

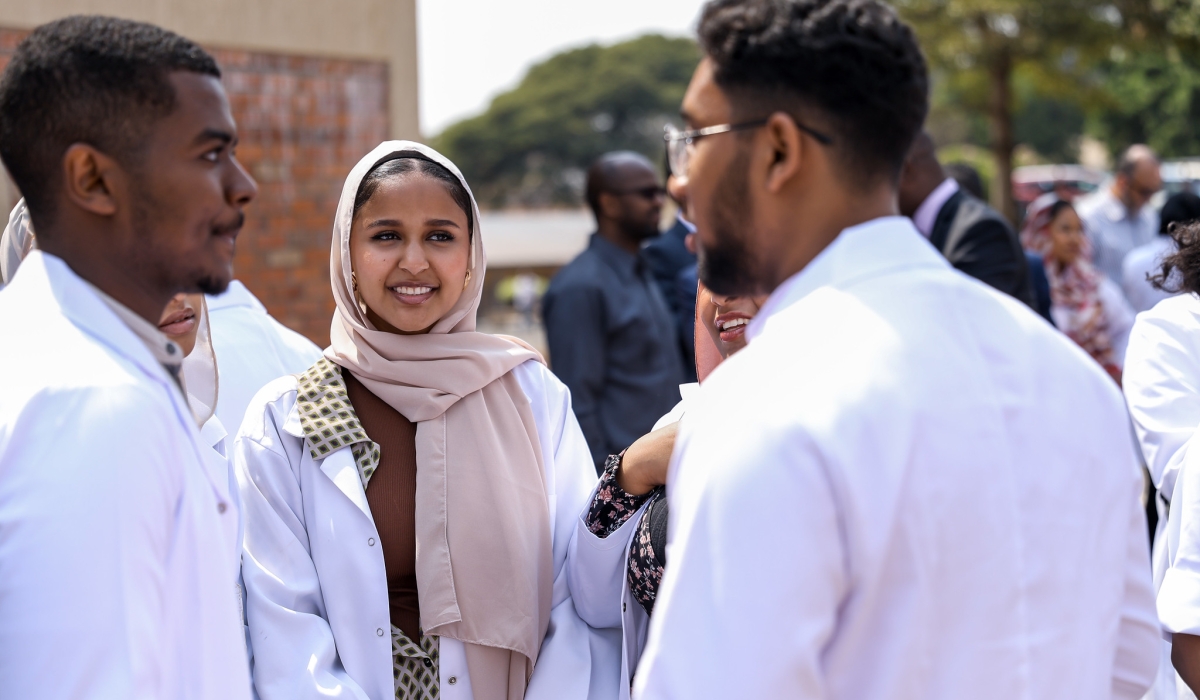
[212,212,245,236]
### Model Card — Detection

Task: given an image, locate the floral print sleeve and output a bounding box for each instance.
[585,453,655,538]
[584,453,669,616]
[629,490,667,616]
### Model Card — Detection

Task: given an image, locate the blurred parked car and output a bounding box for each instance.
[1151,159,1200,210]
[1013,164,1107,206]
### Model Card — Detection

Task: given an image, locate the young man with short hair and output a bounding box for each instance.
[0,16,257,699]
[634,1,1159,697]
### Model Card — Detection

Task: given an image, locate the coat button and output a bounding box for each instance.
[622,602,626,612]
[448,676,457,685]
[376,628,384,637]
[217,503,227,514]
[422,658,433,668]
[368,537,375,546]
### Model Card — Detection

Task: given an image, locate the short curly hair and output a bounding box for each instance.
[0,15,219,225]
[697,0,929,186]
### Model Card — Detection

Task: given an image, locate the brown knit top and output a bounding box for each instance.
[344,371,421,642]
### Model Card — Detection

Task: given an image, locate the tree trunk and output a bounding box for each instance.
[987,44,1017,226]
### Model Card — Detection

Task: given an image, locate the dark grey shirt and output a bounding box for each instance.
[543,234,685,471]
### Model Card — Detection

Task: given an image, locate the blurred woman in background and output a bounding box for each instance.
[1021,194,1134,383]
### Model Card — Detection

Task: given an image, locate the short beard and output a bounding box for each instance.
[698,148,758,296]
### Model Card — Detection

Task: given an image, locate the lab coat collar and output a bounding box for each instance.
[279,395,373,521]
[291,357,377,519]
[748,216,947,342]
[205,279,267,314]
[21,251,185,394]
[13,251,227,496]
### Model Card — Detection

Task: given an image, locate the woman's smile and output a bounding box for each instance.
[388,282,439,305]
[714,312,751,343]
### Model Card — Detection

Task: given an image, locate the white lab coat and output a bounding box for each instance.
[0,251,251,699]
[568,381,700,699]
[635,217,1159,700]
[206,280,322,434]
[1124,293,1200,700]
[236,359,625,700]
[570,501,649,700]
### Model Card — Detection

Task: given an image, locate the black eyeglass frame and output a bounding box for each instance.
[608,185,668,200]
[662,116,834,178]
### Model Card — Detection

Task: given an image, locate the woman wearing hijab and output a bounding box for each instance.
[236,142,622,700]
[1021,194,1134,383]
[570,283,766,698]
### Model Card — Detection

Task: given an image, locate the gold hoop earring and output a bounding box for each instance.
[351,271,359,291]
[463,269,472,290]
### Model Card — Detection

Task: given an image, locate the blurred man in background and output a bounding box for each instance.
[644,159,699,382]
[543,151,685,471]
[1078,145,1162,290]
[899,131,1035,307]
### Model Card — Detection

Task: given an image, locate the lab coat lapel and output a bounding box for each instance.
[280,395,375,521]
[320,446,373,519]
[31,252,223,493]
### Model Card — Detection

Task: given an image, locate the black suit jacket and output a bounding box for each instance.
[929,190,1036,308]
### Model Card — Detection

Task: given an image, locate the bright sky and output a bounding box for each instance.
[416,0,708,136]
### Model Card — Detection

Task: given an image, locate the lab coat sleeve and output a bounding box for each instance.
[1111,456,1161,698]
[568,492,646,630]
[515,361,624,700]
[0,385,181,699]
[1159,425,1200,639]
[634,421,846,699]
[526,362,635,632]
[235,400,371,700]
[1123,310,1200,496]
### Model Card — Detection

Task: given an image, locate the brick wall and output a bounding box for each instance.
[0,28,391,346]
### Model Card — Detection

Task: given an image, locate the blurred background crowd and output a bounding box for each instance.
[2,0,1199,359]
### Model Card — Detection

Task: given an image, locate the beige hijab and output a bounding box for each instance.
[325,141,552,699]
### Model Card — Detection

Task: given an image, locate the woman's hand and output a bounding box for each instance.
[616,422,678,496]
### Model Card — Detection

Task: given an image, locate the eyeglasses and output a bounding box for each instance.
[663,116,833,178]
[611,185,667,200]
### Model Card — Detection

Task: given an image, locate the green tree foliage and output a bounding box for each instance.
[433,35,700,209]
[1014,97,1086,163]
[893,0,1136,222]
[1087,12,1200,159]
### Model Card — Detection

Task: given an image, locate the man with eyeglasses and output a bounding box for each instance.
[631,0,1158,698]
[1077,144,1163,290]
[542,151,685,472]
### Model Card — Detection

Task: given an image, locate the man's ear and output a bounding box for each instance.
[761,111,804,195]
[61,143,121,217]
